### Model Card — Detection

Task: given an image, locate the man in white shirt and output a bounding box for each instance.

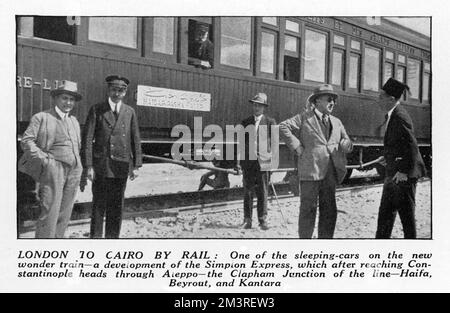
[19,81,83,238]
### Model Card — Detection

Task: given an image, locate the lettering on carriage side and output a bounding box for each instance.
[352,26,363,37]
[370,33,391,46]
[334,20,343,31]
[304,17,325,25]
[137,85,211,112]
[17,76,67,90]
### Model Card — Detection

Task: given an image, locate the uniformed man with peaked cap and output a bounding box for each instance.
[81,75,142,238]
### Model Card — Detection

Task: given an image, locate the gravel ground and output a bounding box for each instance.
[20,165,431,239]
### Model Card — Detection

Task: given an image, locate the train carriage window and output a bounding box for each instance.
[423,61,431,103]
[348,53,360,90]
[262,17,278,26]
[33,16,76,44]
[396,65,406,101]
[332,50,344,87]
[283,31,300,83]
[384,62,394,84]
[286,20,300,33]
[333,35,345,46]
[397,66,406,83]
[407,58,421,99]
[283,35,300,82]
[285,35,298,52]
[188,20,214,69]
[260,31,276,74]
[220,17,252,69]
[363,46,380,92]
[351,40,361,51]
[423,72,430,103]
[89,17,137,48]
[153,17,174,55]
[304,29,327,83]
[386,50,394,61]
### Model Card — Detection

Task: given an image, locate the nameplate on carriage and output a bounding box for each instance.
[137,85,211,112]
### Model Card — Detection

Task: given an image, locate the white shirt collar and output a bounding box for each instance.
[314,108,326,119]
[386,103,399,125]
[55,106,68,120]
[387,103,399,119]
[254,114,263,122]
[108,97,122,113]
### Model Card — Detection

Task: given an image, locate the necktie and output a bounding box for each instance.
[322,114,330,139]
[113,106,119,120]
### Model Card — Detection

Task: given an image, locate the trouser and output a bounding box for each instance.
[36,159,82,238]
[242,162,268,223]
[90,176,128,239]
[376,177,417,239]
[299,163,337,239]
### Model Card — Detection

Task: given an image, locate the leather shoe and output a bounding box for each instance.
[259,221,269,230]
[242,219,252,229]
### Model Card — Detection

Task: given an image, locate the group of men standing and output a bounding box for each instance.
[19,75,142,239]
[18,75,426,239]
[239,78,425,239]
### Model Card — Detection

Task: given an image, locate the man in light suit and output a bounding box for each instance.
[375,78,426,239]
[280,84,353,238]
[237,93,276,230]
[81,75,142,239]
[19,81,83,238]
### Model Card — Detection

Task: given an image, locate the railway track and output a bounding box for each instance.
[19,175,399,234]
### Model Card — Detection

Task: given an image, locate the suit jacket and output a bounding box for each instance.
[189,39,214,66]
[81,101,142,178]
[18,108,81,181]
[280,110,352,183]
[239,114,277,171]
[384,105,426,179]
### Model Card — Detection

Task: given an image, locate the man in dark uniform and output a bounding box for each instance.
[188,24,214,69]
[237,93,276,230]
[375,78,426,239]
[81,75,142,238]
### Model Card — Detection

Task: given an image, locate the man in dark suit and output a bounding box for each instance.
[188,24,214,69]
[237,93,276,230]
[280,84,353,239]
[375,78,426,239]
[81,75,142,238]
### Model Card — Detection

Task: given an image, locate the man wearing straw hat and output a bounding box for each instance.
[280,84,353,239]
[19,81,83,238]
[81,75,142,239]
[238,92,276,230]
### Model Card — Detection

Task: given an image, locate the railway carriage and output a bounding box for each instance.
[16,16,431,213]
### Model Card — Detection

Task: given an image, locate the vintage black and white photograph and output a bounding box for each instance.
[15,15,432,240]
[3,0,450,296]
